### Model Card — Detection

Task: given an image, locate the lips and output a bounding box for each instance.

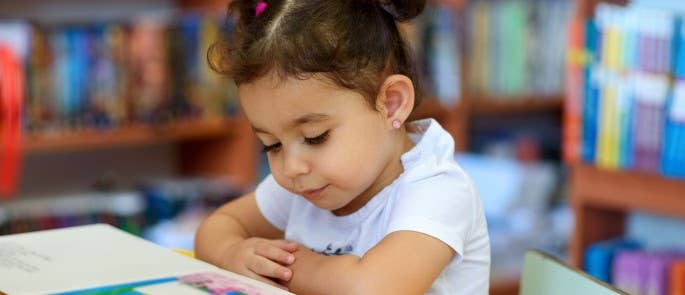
[301,185,328,200]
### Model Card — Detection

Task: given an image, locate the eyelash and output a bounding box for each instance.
[304,130,330,145]
[261,131,330,153]
[261,143,281,153]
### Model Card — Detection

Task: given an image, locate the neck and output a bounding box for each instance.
[332,131,416,216]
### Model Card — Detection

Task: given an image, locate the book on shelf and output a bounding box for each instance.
[0,223,291,295]
[409,0,571,106]
[0,21,29,198]
[584,228,685,295]
[672,261,685,295]
[0,13,239,136]
[612,250,685,295]
[464,0,571,97]
[565,2,685,178]
[563,17,586,163]
[584,238,641,284]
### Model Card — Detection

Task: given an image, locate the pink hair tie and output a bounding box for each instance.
[255,1,268,17]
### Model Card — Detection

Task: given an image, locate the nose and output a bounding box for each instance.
[282,148,310,179]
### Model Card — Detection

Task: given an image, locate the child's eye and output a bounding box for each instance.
[304,130,330,145]
[261,142,281,153]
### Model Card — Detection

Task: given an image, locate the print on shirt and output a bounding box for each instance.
[313,242,354,256]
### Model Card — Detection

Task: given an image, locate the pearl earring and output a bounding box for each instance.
[392,119,402,129]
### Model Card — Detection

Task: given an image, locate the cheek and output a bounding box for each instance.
[315,131,388,188]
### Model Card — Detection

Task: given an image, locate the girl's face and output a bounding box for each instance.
[239,73,401,216]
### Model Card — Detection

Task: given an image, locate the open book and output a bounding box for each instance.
[0,224,292,295]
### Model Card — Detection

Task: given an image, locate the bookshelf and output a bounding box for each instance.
[415,2,563,294]
[0,1,561,294]
[0,0,260,196]
[410,94,563,152]
[24,118,240,154]
[566,0,685,271]
[20,115,257,188]
[177,2,559,294]
[569,164,685,267]
[470,95,564,116]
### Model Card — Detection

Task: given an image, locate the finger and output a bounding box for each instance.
[255,244,296,265]
[270,239,299,252]
[248,255,294,282]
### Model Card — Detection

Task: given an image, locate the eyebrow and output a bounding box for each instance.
[252,113,331,134]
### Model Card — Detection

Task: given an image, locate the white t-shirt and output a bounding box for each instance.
[255,118,491,294]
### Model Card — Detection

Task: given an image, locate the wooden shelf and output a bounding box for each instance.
[23,118,240,154]
[577,0,628,18]
[469,94,564,115]
[571,164,685,217]
[409,93,563,152]
[569,164,685,267]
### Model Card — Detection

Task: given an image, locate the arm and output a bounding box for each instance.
[286,230,455,294]
[195,192,298,287]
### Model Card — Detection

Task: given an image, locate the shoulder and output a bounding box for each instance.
[386,162,484,256]
[397,160,478,208]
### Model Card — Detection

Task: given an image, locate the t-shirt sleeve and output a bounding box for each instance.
[386,170,481,263]
[254,174,294,231]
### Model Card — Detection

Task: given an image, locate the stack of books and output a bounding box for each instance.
[585,238,685,295]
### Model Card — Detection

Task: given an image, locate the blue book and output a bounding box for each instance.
[677,122,685,177]
[663,80,685,178]
[181,14,201,82]
[584,238,642,283]
[66,28,78,118]
[72,27,89,118]
[52,30,70,118]
[582,20,601,164]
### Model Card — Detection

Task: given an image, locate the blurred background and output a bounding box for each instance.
[1,0,684,294]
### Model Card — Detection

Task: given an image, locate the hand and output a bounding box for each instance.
[218,238,299,289]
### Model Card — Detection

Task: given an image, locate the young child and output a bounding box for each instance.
[195,0,490,294]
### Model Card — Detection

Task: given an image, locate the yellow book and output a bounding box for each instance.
[597,74,620,169]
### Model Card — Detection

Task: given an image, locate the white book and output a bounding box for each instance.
[0,224,291,295]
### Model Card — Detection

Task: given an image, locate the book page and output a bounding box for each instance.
[0,224,290,295]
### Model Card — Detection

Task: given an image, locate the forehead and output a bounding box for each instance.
[238,73,371,128]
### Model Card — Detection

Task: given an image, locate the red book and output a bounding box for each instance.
[564,18,586,163]
[672,261,685,295]
[0,45,24,198]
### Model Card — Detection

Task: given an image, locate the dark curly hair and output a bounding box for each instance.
[208,0,425,112]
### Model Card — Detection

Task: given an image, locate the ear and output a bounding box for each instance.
[375,75,415,129]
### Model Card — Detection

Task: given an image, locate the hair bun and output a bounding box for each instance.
[379,0,426,22]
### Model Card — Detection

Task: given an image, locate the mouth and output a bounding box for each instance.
[301,185,329,200]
